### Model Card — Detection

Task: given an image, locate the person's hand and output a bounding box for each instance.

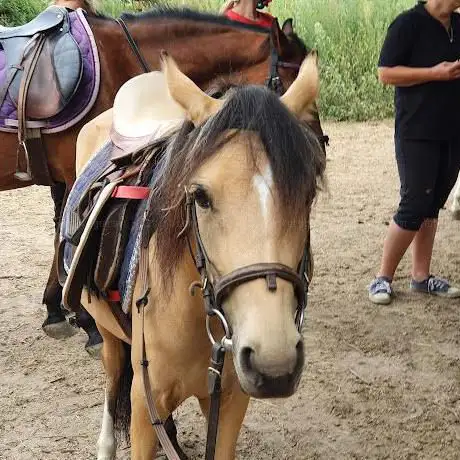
[431,61,460,81]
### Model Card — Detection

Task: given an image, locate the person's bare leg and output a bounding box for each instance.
[377,220,417,280]
[411,218,437,281]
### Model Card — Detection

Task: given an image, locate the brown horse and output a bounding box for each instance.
[76,51,325,460]
[0,2,326,350]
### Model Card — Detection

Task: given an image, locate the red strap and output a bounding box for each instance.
[107,290,121,302]
[111,185,150,200]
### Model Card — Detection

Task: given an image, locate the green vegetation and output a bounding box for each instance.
[0,0,417,120]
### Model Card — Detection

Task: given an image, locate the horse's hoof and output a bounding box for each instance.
[42,317,78,340]
[85,329,103,359]
[452,209,460,220]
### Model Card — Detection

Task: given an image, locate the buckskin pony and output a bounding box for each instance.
[71,51,325,460]
[0,2,326,352]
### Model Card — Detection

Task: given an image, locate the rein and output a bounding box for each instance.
[116,18,151,73]
[116,20,306,460]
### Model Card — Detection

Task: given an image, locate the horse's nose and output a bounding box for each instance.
[239,340,304,397]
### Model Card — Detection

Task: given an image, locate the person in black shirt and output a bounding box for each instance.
[369,0,460,305]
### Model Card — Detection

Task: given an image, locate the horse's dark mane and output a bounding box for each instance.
[142,84,325,288]
[120,6,270,33]
[90,6,308,53]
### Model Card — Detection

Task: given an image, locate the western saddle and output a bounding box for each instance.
[59,71,186,337]
[0,6,83,184]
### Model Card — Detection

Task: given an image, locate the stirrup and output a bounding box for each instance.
[14,170,33,181]
[14,142,32,181]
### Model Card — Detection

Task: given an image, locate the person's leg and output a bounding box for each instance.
[411,218,437,281]
[377,221,416,280]
[370,138,439,304]
[410,137,460,297]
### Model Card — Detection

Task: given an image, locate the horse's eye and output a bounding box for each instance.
[194,187,212,210]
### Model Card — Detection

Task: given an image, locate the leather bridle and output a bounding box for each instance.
[182,189,310,460]
[183,190,309,343]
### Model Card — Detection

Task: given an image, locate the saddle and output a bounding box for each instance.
[59,71,185,336]
[0,6,83,184]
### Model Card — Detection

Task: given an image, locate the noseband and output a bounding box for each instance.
[182,190,310,352]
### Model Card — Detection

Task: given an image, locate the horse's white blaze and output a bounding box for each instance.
[96,390,116,460]
[253,165,273,226]
[451,174,460,218]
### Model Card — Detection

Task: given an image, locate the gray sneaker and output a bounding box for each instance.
[410,275,460,298]
[369,276,393,305]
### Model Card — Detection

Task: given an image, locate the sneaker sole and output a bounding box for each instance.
[369,292,392,305]
[410,287,460,299]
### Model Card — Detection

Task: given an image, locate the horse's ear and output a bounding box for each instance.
[282,18,294,37]
[280,51,319,117]
[160,51,223,126]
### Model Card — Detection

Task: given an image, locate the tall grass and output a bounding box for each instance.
[0,0,416,120]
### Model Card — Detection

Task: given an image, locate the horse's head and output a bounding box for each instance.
[153,52,324,398]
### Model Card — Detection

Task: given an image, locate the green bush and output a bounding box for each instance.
[0,0,416,120]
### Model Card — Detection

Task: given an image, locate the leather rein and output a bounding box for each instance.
[116,19,306,460]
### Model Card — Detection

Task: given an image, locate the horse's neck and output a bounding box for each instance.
[147,239,206,334]
[88,16,270,111]
[123,18,270,85]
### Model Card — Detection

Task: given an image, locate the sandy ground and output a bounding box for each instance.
[0,121,459,460]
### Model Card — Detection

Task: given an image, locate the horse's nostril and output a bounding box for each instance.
[240,346,255,372]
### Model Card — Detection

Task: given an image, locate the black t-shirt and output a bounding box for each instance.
[378,2,460,140]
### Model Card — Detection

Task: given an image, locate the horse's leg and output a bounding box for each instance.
[42,182,103,354]
[130,371,160,460]
[74,307,103,358]
[129,374,187,459]
[96,324,127,460]
[450,174,460,220]
[42,182,77,339]
[198,387,250,460]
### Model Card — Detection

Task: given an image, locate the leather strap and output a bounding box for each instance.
[214,262,306,308]
[139,296,181,460]
[14,33,53,185]
[107,290,121,302]
[111,185,150,200]
[20,129,54,185]
[107,299,132,338]
[116,18,150,73]
[205,343,225,460]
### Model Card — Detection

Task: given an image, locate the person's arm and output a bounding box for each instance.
[378,61,460,87]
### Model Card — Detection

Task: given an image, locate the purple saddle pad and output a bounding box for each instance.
[0,9,100,134]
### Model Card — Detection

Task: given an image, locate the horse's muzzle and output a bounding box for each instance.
[238,340,305,398]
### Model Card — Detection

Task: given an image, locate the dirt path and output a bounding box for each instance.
[0,121,459,460]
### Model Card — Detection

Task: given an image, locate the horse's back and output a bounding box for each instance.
[75,108,112,176]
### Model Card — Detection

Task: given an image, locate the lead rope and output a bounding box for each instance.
[137,246,181,460]
[205,343,225,460]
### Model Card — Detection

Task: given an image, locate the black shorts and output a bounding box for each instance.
[394,137,460,231]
